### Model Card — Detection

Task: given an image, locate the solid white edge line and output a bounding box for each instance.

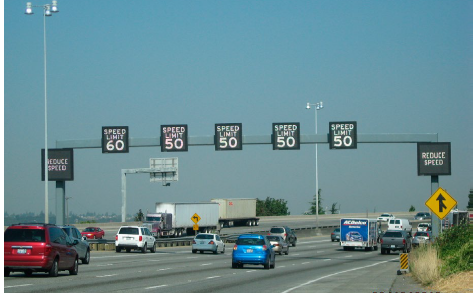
[4,284,33,289]
[281,257,397,293]
[145,285,168,289]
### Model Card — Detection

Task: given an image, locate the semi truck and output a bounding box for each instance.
[143,202,219,238]
[211,198,260,227]
[340,218,379,251]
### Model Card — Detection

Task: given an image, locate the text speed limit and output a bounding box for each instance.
[215,123,242,151]
[273,123,300,150]
[329,122,357,149]
[161,124,188,152]
[102,126,129,153]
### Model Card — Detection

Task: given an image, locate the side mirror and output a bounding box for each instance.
[82,236,87,241]
[73,239,79,245]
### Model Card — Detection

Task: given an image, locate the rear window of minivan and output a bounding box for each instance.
[389,220,400,224]
[270,228,284,233]
[5,229,45,242]
[119,227,139,235]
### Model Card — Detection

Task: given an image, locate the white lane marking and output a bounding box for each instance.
[281,257,398,293]
[187,257,198,259]
[345,255,353,257]
[299,240,331,244]
[96,274,118,278]
[97,264,114,267]
[5,284,33,289]
[206,276,220,279]
[302,262,311,265]
[148,259,161,262]
[246,270,257,272]
[201,263,212,266]
[92,254,169,259]
[157,268,171,271]
[292,254,300,256]
[323,259,331,261]
[308,246,317,248]
[145,285,168,289]
[317,251,325,253]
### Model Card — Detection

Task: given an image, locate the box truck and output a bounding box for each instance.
[211,198,260,227]
[143,202,219,237]
[340,218,379,251]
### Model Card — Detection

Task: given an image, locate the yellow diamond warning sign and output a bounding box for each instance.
[425,187,457,220]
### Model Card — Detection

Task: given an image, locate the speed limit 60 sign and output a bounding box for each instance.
[329,122,357,149]
[102,126,129,153]
[215,123,242,151]
[272,123,300,150]
[161,124,188,152]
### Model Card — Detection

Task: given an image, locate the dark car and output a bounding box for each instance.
[414,212,432,220]
[4,223,79,277]
[269,226,297,247]
[232,234,275,269]
[59,225,91,264]
[380,230,412,254]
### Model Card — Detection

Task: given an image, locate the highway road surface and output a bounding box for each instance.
[4,235,411,293]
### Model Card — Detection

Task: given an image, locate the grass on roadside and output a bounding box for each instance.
[410,244,441,286]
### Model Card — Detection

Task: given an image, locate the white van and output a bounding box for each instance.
[388,218,412,232]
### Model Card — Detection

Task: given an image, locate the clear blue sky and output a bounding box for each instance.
[4,1,472,218]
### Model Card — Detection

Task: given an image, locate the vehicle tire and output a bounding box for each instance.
[331,239,334,242]
[25,270,33,277]
[126,248,131,253]
[232,262,237,269]
[343,246,348,251]
[374,245,378,251]
[264,257,270,270]
[387,249,390,254]
[150,243,156,253]
[116,247,122,253]
[381,248,385,255]
[270,259,275,269]
[48,258,59,277]
[142,243,147,254]
[69,258,79,275]
[403,246,407,253]
[279,251,282,255]
[200,251,204,254]
[285,248,289,255]
[82,249,90,264]
[221,246,225,254]
[292,242,296,247]
[213,248,218,254]
[4,269,10,277]
[192,249,197,254]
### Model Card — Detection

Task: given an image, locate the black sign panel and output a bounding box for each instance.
[417,142,451,176]
[329,121,357,149]
[41,148,74,181]
[102,126,129,153]
[161,124,188,152]
[272,123,300,150]
[215,123,243,151]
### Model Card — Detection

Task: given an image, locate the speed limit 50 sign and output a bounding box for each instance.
[272,123,300,150]
[161,124,188,152]
[329,122,357,149]
[102,126,129,153]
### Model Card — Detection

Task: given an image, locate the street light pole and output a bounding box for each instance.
[25,1,59,223]
[306,102,324,230]
[65,197,72,225]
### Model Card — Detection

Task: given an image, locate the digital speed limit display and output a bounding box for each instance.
[102,126,129,153]
[161,124,188,152]
[272,123,300,150]
[329,122,357,149]
[215,123,242,151]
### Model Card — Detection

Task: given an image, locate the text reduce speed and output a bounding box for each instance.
[417,142,451,176]
[329,121,357,149]
[161,125,188,152]
[42,148,74,181]
[272,123,300,150]
[102,126,129,153]
[215,123,242,150]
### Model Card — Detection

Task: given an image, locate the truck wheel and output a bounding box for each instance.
[150,243,156,253]
[126,248,131,253]
[192,249,197,253]
[116,247,122,253]
[387,249,390,254]
[142,243,147,253]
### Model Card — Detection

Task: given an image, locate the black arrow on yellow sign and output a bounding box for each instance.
[437,193,447,213]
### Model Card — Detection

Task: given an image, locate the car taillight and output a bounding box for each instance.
[380,238,383,244]
[275,244,279,246]
[192,240,196,244]
[263,245,267,251]
[402,239,406,245]
[115,235,118,241]
[233,245,237,250]
[331,233,334,235]
[285,233,287,237]
[45,244,52,256]
[209,241,215,245]
[139,236,143,242]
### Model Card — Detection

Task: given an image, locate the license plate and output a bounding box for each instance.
[200,241,204,244]
[246,249,253,253]
[126,237,132,240]
[391,245,395,248]
[17,249,27,254]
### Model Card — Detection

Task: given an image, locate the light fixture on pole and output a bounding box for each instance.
[306,101,324,230]
[25,1,59,223]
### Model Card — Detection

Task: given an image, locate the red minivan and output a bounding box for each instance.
[4,223,79,277]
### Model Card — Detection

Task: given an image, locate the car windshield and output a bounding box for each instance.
[334,228,340,232]
[381,214,390,217]
[270,228,284,233]
[236,238,265,245]
[84,228,96,232]
[418,224,428,227]
[416,213,425,216]
[383,231,403,238]
[266,236,280,241]
[119,227,139,235]
[195,234,214,240]
[4,229,46,242]
[146,216,161,221]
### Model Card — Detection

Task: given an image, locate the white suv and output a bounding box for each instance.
[115,226,156,253]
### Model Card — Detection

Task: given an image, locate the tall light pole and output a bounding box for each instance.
[65,197,72,225]
[25,1,59,223]
[306,101,324,230]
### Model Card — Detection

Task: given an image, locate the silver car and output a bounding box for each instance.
[331,228,341,242]
[266,235,289,255]
[59,225,90,264]
[192,233,225,254]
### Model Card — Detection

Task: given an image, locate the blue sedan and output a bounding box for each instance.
[232,234,275,269]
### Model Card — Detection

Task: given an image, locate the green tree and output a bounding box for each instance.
[330,202,339,214]
[468,188,473,210]
[134,209,144,221]
[307,189,325,215]
[409,205,416,212]
[256,197,290,216]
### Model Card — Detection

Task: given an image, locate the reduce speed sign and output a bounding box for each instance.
[329,122,357,149]
[161,124,188,152]
[102,126,129,153]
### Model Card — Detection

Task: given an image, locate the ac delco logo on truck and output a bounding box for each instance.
[342,220,367,225]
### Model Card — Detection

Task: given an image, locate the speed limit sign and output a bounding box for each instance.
[329,122,357,149]
[102,126,129,153]
[161,124,188,152]
[272,123,300,150]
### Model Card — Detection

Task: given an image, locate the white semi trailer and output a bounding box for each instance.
[211,198,260,227]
